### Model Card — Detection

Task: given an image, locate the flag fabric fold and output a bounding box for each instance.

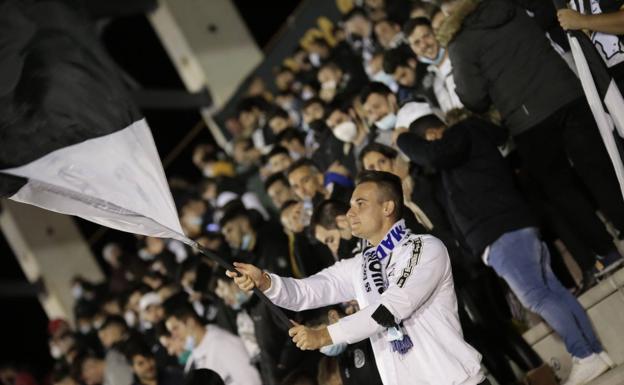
[554,0,624,201]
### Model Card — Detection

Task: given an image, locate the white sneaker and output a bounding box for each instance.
[598,351,616,369]
[563,353,610,385]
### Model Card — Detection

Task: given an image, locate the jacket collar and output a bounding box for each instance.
[436,0,482,48]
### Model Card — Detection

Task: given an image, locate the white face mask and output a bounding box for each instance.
[50,343,63,359]
[333,121,358,143]
[124,310,137,328]
[321,80,337,90]
[185,335,196,351]
[71,285,83,299]
[79,324,91,335]
[240,233,253,251]
[319,342,348,356]
[309,53,321,67]
[301,89,315,101]
[375,113,397,131]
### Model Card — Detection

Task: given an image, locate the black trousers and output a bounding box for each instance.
[458,269,542,385]
[515,98,624,262]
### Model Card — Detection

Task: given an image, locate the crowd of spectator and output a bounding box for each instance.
[14,0,624,385]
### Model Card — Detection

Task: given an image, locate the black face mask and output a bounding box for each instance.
[337,237,358,260]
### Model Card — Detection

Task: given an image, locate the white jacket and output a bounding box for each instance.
[186,324,262,385]
[265,226,483,385]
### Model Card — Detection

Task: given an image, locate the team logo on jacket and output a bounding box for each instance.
[354,348,366,369]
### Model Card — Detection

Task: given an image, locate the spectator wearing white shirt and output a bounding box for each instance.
[164,303,261,385]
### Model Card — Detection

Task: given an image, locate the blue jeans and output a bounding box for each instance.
[487,227,602,358]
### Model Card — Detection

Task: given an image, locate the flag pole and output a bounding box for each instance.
[552,0,624,201]
[189,241,293,330]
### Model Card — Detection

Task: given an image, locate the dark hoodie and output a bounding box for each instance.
[397,116,536,255]
[438,0,582,135]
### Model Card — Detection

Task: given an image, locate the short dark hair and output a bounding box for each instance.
[374,18,401,29]
[280,199,299,215]
[266,145,290,160]
[72,349,102,380]
[276,127,305,145]
[310,199,350,231]
[359,142,398,166]
[218,200,250,228]
[267,107,290,122]
[165,301,204,326]
[123,338,154,363]
[356,170,404,221]
[409,114,445,137]
[302,97,325,111]
[185,369,225,385]
[342,6,369,23]
[403,17,432,37]
[359,82,394,105]
[236,96,270,115]
[98,315,128,332]
[383,44,416,74]
[285,158,320,178]
[264,172,290,192]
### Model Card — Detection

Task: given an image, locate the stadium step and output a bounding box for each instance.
[587,364,624,385]
[522,266,624,382]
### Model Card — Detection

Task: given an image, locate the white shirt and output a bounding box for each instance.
[185,324,262,385]
[265,226,484,385]
[428,57,464,113]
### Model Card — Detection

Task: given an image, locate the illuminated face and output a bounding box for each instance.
[269,116,291,135]
[165,316,190,344]
[362,151,394,173]
[393,65,416,88]
[81,358,104,385]
[268,153,292,174]
[347,182,386,240]
[221,217,247,250]
[131,355,157,383]
[280,202,305,234]
[288,166,323,201]
[374,21,400,49]
[363,93,394,124]
[314,225,342,256]
[408,25,440,60]
[303,102,324,124]
[97,325,124,350]
[326,109,352,129]
[267,180,297,209]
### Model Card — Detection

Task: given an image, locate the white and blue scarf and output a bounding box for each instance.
[362,220,414,355]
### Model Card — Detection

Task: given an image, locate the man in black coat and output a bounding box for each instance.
[438,0,624,278]
[395,107,612,385]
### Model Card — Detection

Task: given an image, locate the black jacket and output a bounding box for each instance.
[293,231,336,277]
[397,117,535,255]
[338,340,383,385]
[235,221,292,276]
[441,0,582,135]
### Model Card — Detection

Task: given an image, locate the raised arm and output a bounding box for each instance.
[227,257,359,312]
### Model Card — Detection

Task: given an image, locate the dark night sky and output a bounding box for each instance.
[0,0,301,379]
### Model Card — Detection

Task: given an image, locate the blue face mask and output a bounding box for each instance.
[320,342,348,357]
[375,113,397,131]
[240,234,253,251]
[184,335,196,351]
[178,350,192,365]
[418,47,446,66]
[232,291,250,310]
